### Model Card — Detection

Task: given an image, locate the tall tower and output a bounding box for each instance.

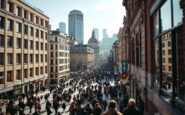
[68,10,84,44]
[103,29,108,39]
[59,22,66,34]
[93,28,99,41]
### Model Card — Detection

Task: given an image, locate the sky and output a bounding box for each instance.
[24,0,126,43]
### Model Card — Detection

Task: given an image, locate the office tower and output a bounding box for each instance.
[93,28,99,41]
[0,0,49,94]
[68,10,84,44]
[103,29,108,39]
[49,30,70,88]
[59,22,66,34]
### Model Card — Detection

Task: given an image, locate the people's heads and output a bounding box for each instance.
[128,98,136,107]
[108,100,116,109]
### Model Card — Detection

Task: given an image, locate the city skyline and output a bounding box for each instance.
[24,0,125,43]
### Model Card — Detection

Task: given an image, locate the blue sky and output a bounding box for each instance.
[25,0,125,43]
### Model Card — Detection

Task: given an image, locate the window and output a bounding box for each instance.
[24,69,28,78]
[16,6,22,17]
[0,72,4,84]
[36,54,39,63]
[16,54,21,64]
[36,67,39,75]
[56,45,58,50]
[41,31,43,38]
[45,32,48,40]
[36,16,39,24]
[24,25,28,35]
[30,54,33,63]
[45,66,47,73]
[30,13,34,22]
[7,36,13,47]
[152,12,159,37]
[173,0,183,26]
[16,22,22,33]
[36,42,39,50]
[30,40,33,49]
[24,10,28,19]
[50,44,53,50]
[0,53,4,65]
[55,37,58,42]
[50,67,53,72]
[30,27,34,36]
[7,2,13,13]
[160,0,172,32]
[24,54,28,63]
[56,52,58,57]
[0,34,4,47]
[45,21,49,28]
[0,0,5,9]
[0,16,5,28]
[16,38,21,48]
[41,55,43,62]
[56,59,58,64]
[40,67,43,74]
[7,71,12,82]
[51,59,53,65]
[36,29,39,37]
[24,39,28,49]
[45,54,47,62]
[30,68,33,77]
[41,43,43,50]
[45,43,47,50]
[7,19,13,31]
[40,19,44,26]
[50,52,53,57]
[16,70,21,80]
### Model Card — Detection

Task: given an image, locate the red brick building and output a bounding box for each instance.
[122,0,185,114]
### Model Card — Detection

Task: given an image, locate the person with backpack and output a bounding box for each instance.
[62,101,66,112]
[102,100,122,115]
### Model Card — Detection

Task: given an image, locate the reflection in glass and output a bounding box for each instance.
[161,32,172,102]
[154,39,159,88]
[173,0,183,26]
[161,0,171,32]
[153,12,159,37]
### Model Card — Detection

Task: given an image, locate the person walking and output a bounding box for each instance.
[102,100,122,115]
[122,98,140,115]
[46,100,52,115]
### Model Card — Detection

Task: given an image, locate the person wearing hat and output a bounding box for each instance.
[102,100,122,115]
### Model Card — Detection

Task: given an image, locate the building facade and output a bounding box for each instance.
[122,0,185,114]
[49,30,70,88]
[68,10,84,44]
[88,30,99,65]
[70,45,94,71]
[0,0,50,95]
[59,22,66,34]
[93,28,99,41]
[112,40,119,75]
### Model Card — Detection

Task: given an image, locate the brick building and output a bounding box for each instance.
[122,0,185,114]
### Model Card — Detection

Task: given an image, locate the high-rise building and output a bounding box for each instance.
[0,0,49,95]
[103,29,108,39]
[59,22,66,34]
[68,10,84,44]
[93,28,99,41]
[49,29,70,88]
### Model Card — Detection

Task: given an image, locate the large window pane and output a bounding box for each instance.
[173,0,183,26]
[160,0,172,32]
[161,32,172,102]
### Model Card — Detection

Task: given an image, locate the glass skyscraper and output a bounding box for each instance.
[68,10,84,44]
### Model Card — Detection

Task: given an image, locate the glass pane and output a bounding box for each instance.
[152,12,159,37]
[176,27,185,101]
[161,32,172,102]
[154,39,160,88]
[160,0,172,32]
[173,0,183,26]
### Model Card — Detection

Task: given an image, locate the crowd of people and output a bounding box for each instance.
[0,63,144,115]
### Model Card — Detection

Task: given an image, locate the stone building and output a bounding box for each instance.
[122,0,185,114]
[88,30,99,65]
[70,44,94,71]
[0,0,50,95]
[49,29,70,89]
